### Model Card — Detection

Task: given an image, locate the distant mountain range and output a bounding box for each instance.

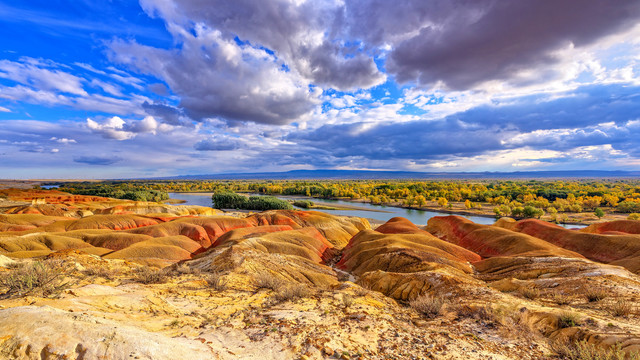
[147,169,640,180]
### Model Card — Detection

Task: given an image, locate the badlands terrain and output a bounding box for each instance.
[1,188,640,359]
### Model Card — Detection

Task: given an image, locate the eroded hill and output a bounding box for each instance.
[0,189,639,359]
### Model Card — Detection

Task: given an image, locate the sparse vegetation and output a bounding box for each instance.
[410,294,445,318]
[253,273,286,291]
[342,293,354,308]
[133,267,168,284]
[83,265,118,280]
[551,293,572,306]
[206,272,227,291]
[0,260,71,298]
[553,340,640,360]
[585,288,608,302]
[274,284,311,302]
[558,312,581,328]
[609,299,633,318]
[519,286,540,300]
[293,200,314,208]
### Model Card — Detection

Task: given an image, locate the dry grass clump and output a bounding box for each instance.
[133,267,168,284]
[410,294,445,318]
[0,260,71,298]
[608,300,633,318]
[253,272,286,291]
[551,293,572,306]
[205,271,227,291]
[173,263,200,276]
[558,312,581,328]
[342,293,354,308]
[553,340,640,360]
[519,286,540,300]
[585,288,608,302]
[274,284,312,303]
[82,265,118,280]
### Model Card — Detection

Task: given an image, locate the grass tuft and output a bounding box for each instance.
[133,267,168,284]
[410,294,445,318]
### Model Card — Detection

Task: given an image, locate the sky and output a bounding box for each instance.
[1,0,640,179]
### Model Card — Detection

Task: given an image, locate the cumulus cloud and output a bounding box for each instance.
[86,115,172,140]
[73,155,122,165]
[87,116,135,140]
[139,0,385,90]
[50,137,77,144]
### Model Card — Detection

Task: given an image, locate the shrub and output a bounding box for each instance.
[212,192,293,210]
[293,200,314,208]
[522,205,544,218]
[246,196,293,210]
[253,273,285,291]
[342,294,354,308]
[628,213,640,221]
[519,286,540,300]
[558,312,581,328]
[83,266,118,280]
[585,288,608,302]
[410,294,445,318]
[206,272,227,291]
[609,300,632,318]
[594,208,605,219]
[551,293,571,306]
[0,260,71,298]
[134,267,168,284]
[553,340,640,360]
[274,284,311,302]
[212,191,248,209]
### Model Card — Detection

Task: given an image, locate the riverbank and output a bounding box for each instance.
[167,191,613,227]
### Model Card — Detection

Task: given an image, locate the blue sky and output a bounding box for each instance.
[1,0,640,178]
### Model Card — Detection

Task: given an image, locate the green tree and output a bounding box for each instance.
[594,208,605,219]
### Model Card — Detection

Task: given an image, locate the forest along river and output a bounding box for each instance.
[169,192,516,226]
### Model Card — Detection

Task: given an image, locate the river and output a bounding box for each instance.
[168,192,513,226]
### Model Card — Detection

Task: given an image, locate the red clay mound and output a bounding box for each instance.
[581,220,640,235]
[212,225,296,247]
[337,229,480,275]
[64,215,163,231]
[248,210,370,248]
[216,227,333,264]
[375,217,431,235]
[169,217,256,245]
[0,214,68,232]
[495,218,640,267]
[124,221,211,247]
[426,216,583,259]
[336,217,482,301]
